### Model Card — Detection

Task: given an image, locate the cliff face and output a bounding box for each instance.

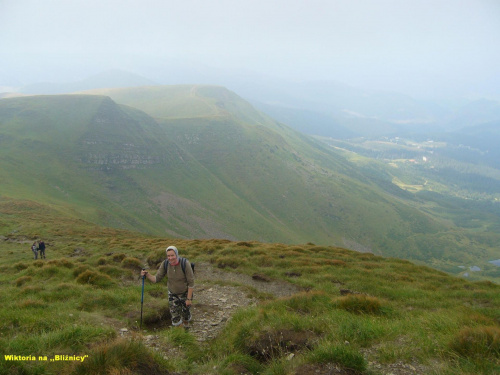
[77,96,170,170]
[78,152,165,169]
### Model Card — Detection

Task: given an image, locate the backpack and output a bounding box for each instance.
[163,257,195,275]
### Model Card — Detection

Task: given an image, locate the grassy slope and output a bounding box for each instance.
[1,88,498,280]
[0,95,171,232]
[0,199,499,374]
[84,86,493,273]
[0,94,265,239]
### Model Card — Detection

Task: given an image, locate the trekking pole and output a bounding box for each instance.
[140,270,145,330]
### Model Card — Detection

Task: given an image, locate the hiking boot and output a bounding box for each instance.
[171,317,182,326]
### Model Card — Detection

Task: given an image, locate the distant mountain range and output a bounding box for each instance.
[6,69,500,139]
[19,70,157,95]
[243,81,500,138]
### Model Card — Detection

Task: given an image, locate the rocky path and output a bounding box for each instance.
[186,262,303,342]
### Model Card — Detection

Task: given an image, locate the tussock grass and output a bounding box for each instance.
[19,285,43,295]
[98,264,132,279]
[13,262,29,271]
[214,255,245,269]
[307,343,367,373]
[16,298,47,309]
[32,260,44,268]
[450,326,500,358]
[121,256,143,270]
[75,270,115,288]
[163,327,203,363]
[47,258,74,268]
[146,250,167,268]
[111,253,127,262]
[36,264,67,278]
[15,276,32,287]
[3,325,115,354]
[72,264,89,277]
[336,294,386,315]
[67,339,171,375]
[78,290,126,312]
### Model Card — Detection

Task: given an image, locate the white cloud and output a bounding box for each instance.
[1,0,500,98]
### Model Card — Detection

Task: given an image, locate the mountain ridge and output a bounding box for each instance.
[1,86,498,281]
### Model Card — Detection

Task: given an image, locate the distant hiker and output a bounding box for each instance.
[38,240,46,259]
[31,241,38,260]
[141,246,194,329]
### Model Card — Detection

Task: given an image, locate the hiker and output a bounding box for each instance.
[141,246,194,328]
[38,240,46,259]
[31,241,38,260]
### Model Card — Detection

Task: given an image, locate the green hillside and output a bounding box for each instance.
[0,199,499,374]
[0,94,295,241]
[79,86,500,278]
[1,87,499,281]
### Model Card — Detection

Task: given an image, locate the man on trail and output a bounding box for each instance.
[141,246,194,329]
[38,240,46,259]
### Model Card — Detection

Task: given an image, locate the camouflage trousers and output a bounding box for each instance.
[168,291,192,326]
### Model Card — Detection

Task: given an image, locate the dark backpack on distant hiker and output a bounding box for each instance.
[163,257,195,275]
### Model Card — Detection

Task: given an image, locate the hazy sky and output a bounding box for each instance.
[2,0,500,98]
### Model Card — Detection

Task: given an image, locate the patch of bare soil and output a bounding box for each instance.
[293,363,356,375]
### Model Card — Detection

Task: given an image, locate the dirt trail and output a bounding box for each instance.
[185,262,303,342]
